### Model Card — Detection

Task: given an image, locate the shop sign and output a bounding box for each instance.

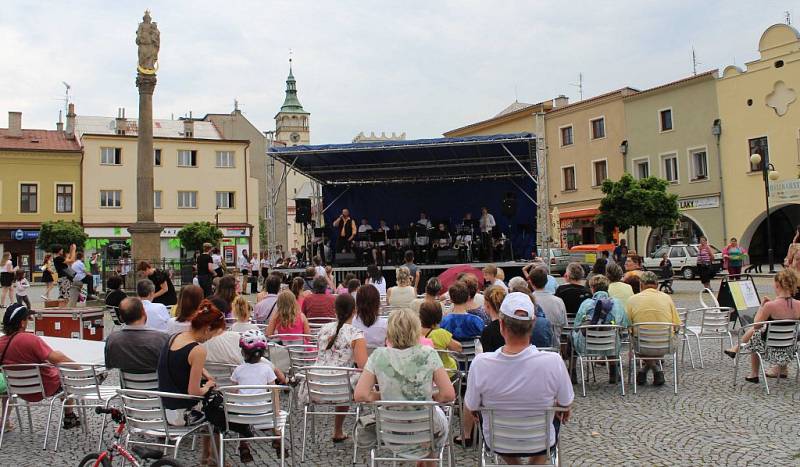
[678,196,720,210]
[225,228,248,237]
[769,178,800,202]
[11,229,39,241]
[161,227,180,237]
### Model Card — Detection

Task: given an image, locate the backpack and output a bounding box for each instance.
[202,388,227,432]
[589,298,615,326]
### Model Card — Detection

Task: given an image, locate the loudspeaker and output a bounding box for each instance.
[295,198,312,223]
[335,252,357,266]
[502,192,517,218]
[437,249,460,264]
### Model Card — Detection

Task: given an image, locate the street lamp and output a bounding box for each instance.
[749,153,779,272]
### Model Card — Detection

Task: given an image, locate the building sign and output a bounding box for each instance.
[161,227,180,237]
[678,196,720,210]
[224,228,249,237]
[10,229,39,241]
[769,178,800,202]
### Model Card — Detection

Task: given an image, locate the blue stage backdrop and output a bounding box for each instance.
[322,178,537,259]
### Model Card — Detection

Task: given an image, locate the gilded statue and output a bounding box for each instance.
[136,10,160,74]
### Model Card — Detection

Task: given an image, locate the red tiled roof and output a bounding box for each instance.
[624,69,718,99]
[0,129,81,151]
[545,87,640,114]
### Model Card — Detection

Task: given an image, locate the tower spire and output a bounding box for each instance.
[280,53,306,113]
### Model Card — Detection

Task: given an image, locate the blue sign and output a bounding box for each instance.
[11,229,39,241]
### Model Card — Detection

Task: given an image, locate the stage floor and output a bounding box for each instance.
[275,260,530,275]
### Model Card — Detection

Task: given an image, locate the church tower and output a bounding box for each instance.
[275,59,310,146]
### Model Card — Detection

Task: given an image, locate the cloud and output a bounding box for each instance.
[0,0,793,142]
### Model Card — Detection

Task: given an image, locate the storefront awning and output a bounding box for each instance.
[559,208,599,220]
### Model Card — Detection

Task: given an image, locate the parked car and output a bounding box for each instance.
[539,247,571,275]
[568,244,616,275]
[643,243,723,279]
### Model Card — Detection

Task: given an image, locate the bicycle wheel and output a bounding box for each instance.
[151,459,184,467]
[78,452,112,467]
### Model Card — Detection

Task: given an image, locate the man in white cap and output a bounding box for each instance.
[463,292,574,463]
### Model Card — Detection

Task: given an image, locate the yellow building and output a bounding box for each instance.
[717,24,800,266]
[444,100,554,137]
[76,111,260,260]
[0,111,82,270]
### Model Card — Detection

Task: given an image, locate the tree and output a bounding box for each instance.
[177,222,223,253]
[37,220,89,252]
[596,174,680,250]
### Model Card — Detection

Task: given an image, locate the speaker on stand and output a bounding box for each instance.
[295,198,313,264]
[501,192,517,261]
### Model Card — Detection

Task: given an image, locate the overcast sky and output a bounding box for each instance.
[0,1,795,143]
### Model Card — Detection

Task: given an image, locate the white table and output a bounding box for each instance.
[40,336,105,365]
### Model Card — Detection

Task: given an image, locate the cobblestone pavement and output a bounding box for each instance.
[2,276,799,466]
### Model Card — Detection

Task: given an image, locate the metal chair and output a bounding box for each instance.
[629,322,680,394]
[699,287,720,309]
[205,362,238,388]
[217,385,293,467]
[55,363,120,450]
[732,319,800,395]
[297,366,362,463]
[677,308,697,369]
[286,344,319,376]
[307,317,336,339]
[117,388,218,461]
[477,406,567,467]
[369,400,453,467]
[105,305,123,334]
[684,307,734,368]
[119,371,159,390]
[574,324,626,396]
[0,363,63,450]
[269,333,317,348]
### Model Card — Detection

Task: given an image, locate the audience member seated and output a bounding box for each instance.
[210,275,237,317]
[625,271,680,386]
[479,286,508,354]
[530,267,567,345]
[138,261,178,306]
[623,272,641,294]
[353,284,388,349]
[336,273,357,295]
[105,297,170,373]
[230,295,258,333]
[571,275,629,384]
[420,301,461,370]
[461,274,490,325]
[441,282,485,342]
[555,262,592,319]
[157,300,226,464]
[355,308,456,457]
[0,303,81,430]
[482,264,508,291]
[166,284,203,335]
[254,274,282,323]
[317,294,367,443]
[365,264,387,297]
[463,294,573,464]
[606,263,634,308]
[346,278,361,299]
[411,277,442,313]
[137,279,170,332]
[724,270,800,382]
[104,275,127,309]
[386,266,416,308]
[267,290,311,337]
[302,276,336,319]
[500,286,553,349]
[523,259,558,294]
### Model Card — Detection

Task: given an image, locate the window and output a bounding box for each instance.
[690,149,708,180]
[748,136,768,172]
[215,151,234,168]
[177,150,198,167]
[669,247,686,258]
[592,160,608,186]
[560,126,573,146]
[662,154,679,183]
[562,166,576,191]
[101,147,122,165]
[590,117,605,139]
[154,190,162,209]
[56,184,73,213]
[177,191,197,208]
[634,158,650,179]
[20,183,37,213]
[659,109,673,132]
[100,190,121,208]
[154,149,162,166]
[216,191,235,209]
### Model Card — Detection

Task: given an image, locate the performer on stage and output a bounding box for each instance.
[333,208,357,253]
[372,219,390,265]
[415,212,432,263]
[356,218,373,264]
[431,223,452,263]
[480,206,496,261]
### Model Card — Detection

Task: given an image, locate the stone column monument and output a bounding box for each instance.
[128,10,163,262]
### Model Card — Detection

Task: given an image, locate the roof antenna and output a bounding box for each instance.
[786,10,791,25]
[514,84,518,103]
[234,98,239,111]
[691,47,700,76]
[570,73,584,101]
[61,81,71,118]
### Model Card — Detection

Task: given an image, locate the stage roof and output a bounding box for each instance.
[268,133,536,185]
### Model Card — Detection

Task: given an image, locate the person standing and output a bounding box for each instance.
[137,261,177,306]
[249,252,260,295]
[40,254,56,301]
[13,270,31,310]
[723,238,747,281]
[53,244,77,300]
[332,208,357,254]
[0,252,16,308]
[211,247,225,278]
[696,236,715,291]
[479,207,496,261]
[237,249,250,295]
[613,239,628,264]
[118,252,132,289]
[783,225,800,274]
[196,243,215,297]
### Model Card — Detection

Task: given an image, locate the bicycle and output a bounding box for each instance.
[78,407,184,467]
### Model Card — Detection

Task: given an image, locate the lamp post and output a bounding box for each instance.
[215,207,222,230]
[749,153,779,273]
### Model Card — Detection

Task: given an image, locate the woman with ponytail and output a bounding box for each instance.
[315,293,367,442]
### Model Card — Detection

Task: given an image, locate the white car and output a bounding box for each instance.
[643,244,723,280]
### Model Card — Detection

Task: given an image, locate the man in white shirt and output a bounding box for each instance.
[237,249,250,295]
[137,279,170,332]
[530,267,568,345]
[479,207,496,261]
[464,292,573,463]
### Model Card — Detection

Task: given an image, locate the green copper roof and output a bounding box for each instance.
[280,62,308,114]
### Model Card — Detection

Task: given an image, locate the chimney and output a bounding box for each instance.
[7,111,22,137]
[65,103,76,139]
[56,110,64,132]
[115,107,127,135]
[183,119,194,138]
[554,95,569,107]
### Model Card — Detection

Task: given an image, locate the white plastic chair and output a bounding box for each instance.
[574,324,626,396]
[369,400,453,467]
[119,371,159,391]
[217,385,292,467]
[677,308,697,369]
[477,406,567,467]
[0,363,63,450]
[205,362,238,388]
[732,319,800,395]
[55,363,119,450]
[684,307,734,368]
[629,322,680,394]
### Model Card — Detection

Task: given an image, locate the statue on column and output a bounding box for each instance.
[136,10,160,74]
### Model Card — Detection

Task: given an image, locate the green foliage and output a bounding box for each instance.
[37,220,89,252]
[176,222,223,252]
[596,174,680,236]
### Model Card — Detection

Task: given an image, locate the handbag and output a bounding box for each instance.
[63,264,76,280]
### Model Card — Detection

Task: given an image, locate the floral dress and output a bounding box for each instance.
[749,298,800,366]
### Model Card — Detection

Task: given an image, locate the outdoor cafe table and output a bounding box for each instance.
[40,335,105,365]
